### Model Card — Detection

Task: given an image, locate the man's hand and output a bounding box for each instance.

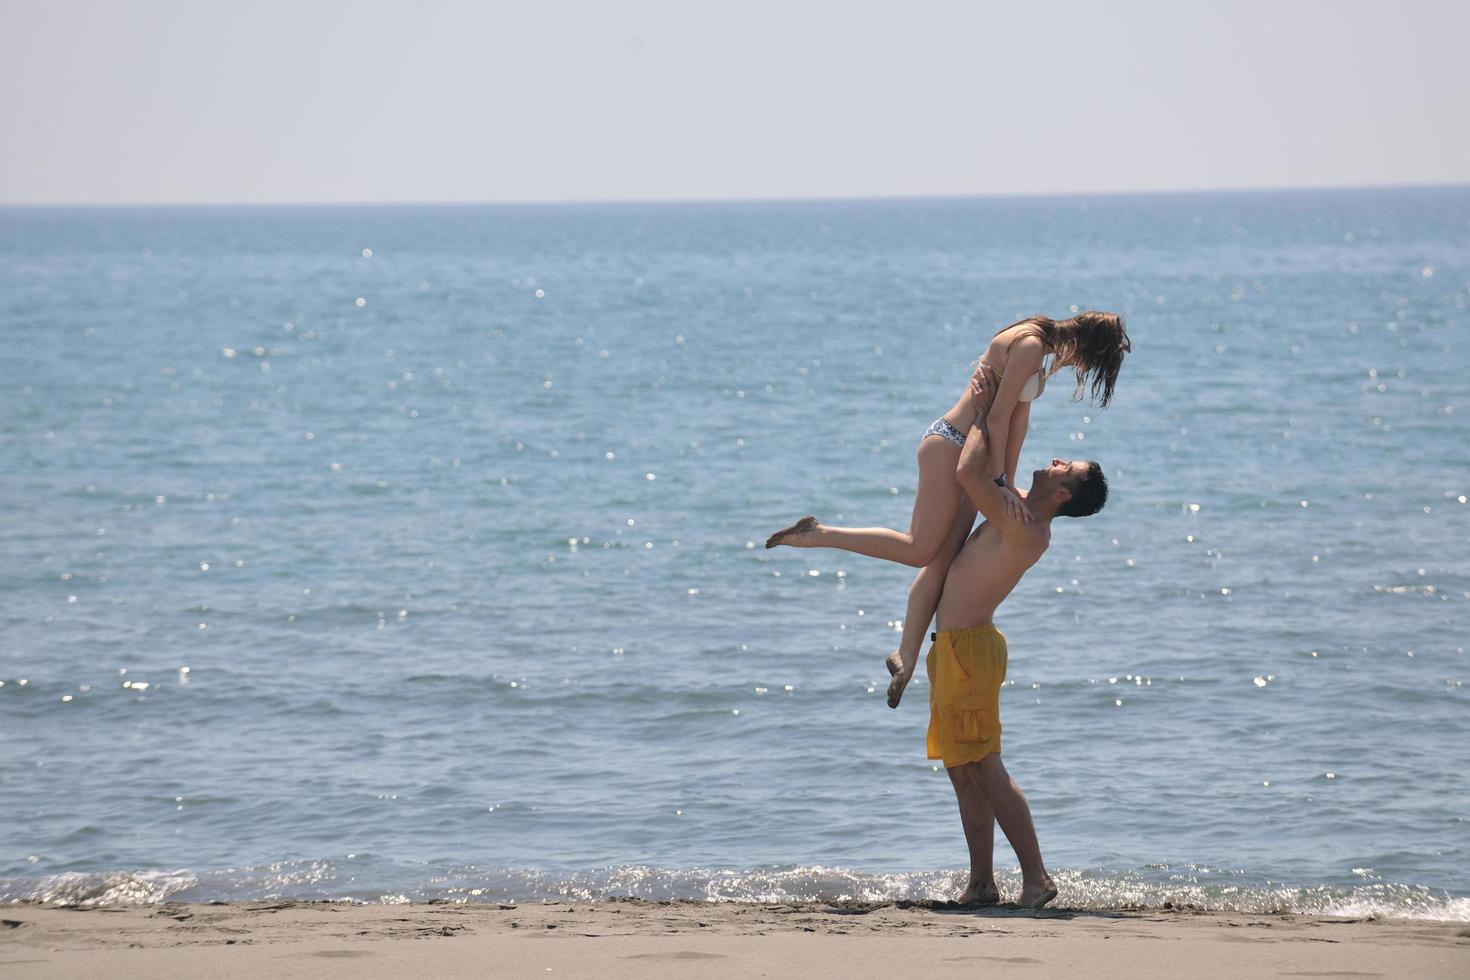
[968,364,1000,416]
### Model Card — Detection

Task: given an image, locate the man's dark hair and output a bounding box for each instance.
[1057,461,1107,518]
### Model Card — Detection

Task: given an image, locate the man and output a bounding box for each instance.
[923,365,1108,909]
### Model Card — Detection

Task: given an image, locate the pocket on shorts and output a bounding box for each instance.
[949,696,994,745]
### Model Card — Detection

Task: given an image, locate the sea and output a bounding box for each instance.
[1,188,1466,918]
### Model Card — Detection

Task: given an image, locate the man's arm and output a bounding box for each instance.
[955,419,1014,526]
[957,367,1039,535]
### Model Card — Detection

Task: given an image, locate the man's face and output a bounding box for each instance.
[1032,458,1089,500]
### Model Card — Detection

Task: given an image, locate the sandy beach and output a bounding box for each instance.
[2,899,1466,979]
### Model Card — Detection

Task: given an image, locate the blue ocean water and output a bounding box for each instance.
[1,190,1466,917]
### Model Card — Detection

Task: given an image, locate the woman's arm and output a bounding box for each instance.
[981,336,1045,480]
[1004,400,1030,488]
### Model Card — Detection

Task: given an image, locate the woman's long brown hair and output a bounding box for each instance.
[997,312,1130,408]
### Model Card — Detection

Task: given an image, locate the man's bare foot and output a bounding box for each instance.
[956,876,1000,906]
[1017,876,1057,910]
[885,650,915,709]
[764,515,819,549]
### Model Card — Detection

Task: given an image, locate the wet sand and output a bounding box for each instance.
[2,899,1467,979]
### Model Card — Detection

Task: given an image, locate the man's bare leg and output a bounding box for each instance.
[885,503,976,708]
[963,755,1057,909]
[945,765,999,905]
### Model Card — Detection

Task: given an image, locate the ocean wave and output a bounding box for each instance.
[4,862,1466,921]
[2,869,200,906]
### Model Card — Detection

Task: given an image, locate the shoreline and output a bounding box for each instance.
[3,899,1467,979]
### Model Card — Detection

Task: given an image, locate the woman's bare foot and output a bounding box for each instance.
[885,650,915,709]
[764,515,819,549]
[956,875,1000,906]
[1017,876,1057,910]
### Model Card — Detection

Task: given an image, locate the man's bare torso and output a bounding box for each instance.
[934,518,1050,631]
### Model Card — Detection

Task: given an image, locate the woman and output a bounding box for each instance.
[765,312,1130,704]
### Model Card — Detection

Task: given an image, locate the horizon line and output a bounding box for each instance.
[3,179,1468,211]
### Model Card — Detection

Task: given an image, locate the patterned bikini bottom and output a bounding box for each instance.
[922,417,966,449]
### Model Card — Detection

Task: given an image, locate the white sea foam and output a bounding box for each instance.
[3,869,198,906]
[4,864,1466,921]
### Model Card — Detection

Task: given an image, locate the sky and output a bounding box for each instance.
[1,0,1468,205]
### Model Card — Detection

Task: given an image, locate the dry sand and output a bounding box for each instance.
[3,898,1467,979]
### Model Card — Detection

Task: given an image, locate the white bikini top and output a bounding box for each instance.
[1017,368,1043,403]
[978,355,1048,404]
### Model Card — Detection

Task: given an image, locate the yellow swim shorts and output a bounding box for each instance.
[926,623,1008,768]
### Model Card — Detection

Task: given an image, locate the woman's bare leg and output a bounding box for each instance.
[765,437,966,567]
[885,502,975,708]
